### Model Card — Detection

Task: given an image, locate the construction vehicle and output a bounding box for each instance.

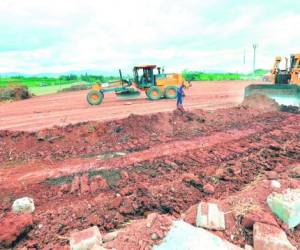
[86,65,191,105]
[245,53,300,106]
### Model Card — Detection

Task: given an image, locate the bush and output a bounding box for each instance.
[182,71,241,81]
[0,85,31,101]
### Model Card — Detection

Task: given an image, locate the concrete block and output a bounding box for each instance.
[70,226,102,250]
[196,202,225,230]
[267,188,300,228]
[153,220,242,250]
[90,245,107,250]
[271,180,281,189]
[244,244,253,250]
[12,197,35,214]
[253,222,296,250]
[102,231,118,243]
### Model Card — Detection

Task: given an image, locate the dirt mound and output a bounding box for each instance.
[0,107,284,166]
[59,84,90,92]
[0,109,208,166]
[0,85,31,101]
[240,94,279,112]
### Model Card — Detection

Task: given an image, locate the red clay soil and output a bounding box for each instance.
[0,80,260,131]
[104,213,173,250]
[182,166,300,249]
[0,105,299,249]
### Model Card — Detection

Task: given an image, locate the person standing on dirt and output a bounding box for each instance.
[176,83,185,111]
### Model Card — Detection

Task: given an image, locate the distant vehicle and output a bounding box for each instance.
[245,53,300,106]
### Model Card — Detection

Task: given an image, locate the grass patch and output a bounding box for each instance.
[0,85,30,101]
[0,74,119,96]
[88,168,121,187]
[45,175,74,186]
[229,197,262,217]
[182,69,269,82]
[29,82,81,95]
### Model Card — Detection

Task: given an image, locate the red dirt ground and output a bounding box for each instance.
[0,100,300,249]
[0,80,260,131]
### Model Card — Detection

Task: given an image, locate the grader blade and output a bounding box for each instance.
[115,88,141,100]
[244,84,300,106]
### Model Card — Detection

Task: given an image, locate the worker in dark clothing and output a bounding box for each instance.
[176,83,185,111]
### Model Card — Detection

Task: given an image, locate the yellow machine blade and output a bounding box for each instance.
[244,84,300,107]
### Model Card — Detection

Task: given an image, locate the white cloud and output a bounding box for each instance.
[0,0,299,74]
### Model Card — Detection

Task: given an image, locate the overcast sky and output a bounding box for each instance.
[0,0,299,74]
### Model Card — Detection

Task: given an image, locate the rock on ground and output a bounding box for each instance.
[153,220,242,250]
[90,245,108,250]
[253,222,296,250]
[271,180,281,189]
[196,202,225,230]
[203,183,215,194]
[242,211,278,229]
[12,197,35,214]
[266,171,278,180]
[70,226,102,250]
[102,231,118,243]
[267,188,300,228]
[0,213,33,247]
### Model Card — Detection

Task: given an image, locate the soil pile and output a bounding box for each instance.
[241,94,280,112]
[0,107,281,166]
[0,85,31,101]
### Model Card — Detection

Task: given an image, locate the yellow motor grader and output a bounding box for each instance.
[86,65,191,105]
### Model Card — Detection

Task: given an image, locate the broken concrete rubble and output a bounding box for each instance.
[271,180,281,189]
[196,202,225,230]
[102,231,118,243]
[253,222,296,250]
[12,197,35,214]
[267,188,300,228]
[244,245,253,250]
[90,245,108,250]
[70,226,102,250]
[153,220,241,250]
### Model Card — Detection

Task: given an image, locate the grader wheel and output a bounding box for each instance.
[146,86,163,100]
[164,86,178,99]
[87,90,104,105]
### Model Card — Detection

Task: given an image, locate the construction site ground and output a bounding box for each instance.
[0,80,300,249]
[0,80,258,132]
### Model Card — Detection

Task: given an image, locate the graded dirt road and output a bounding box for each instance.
[0,80,259,131]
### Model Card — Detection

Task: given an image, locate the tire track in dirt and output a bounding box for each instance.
[0,80,258,131]
[3,115,299,249]
[1,106,299,248]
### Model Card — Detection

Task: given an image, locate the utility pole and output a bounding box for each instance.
[243,49,246,65]
[253,44,258,73]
